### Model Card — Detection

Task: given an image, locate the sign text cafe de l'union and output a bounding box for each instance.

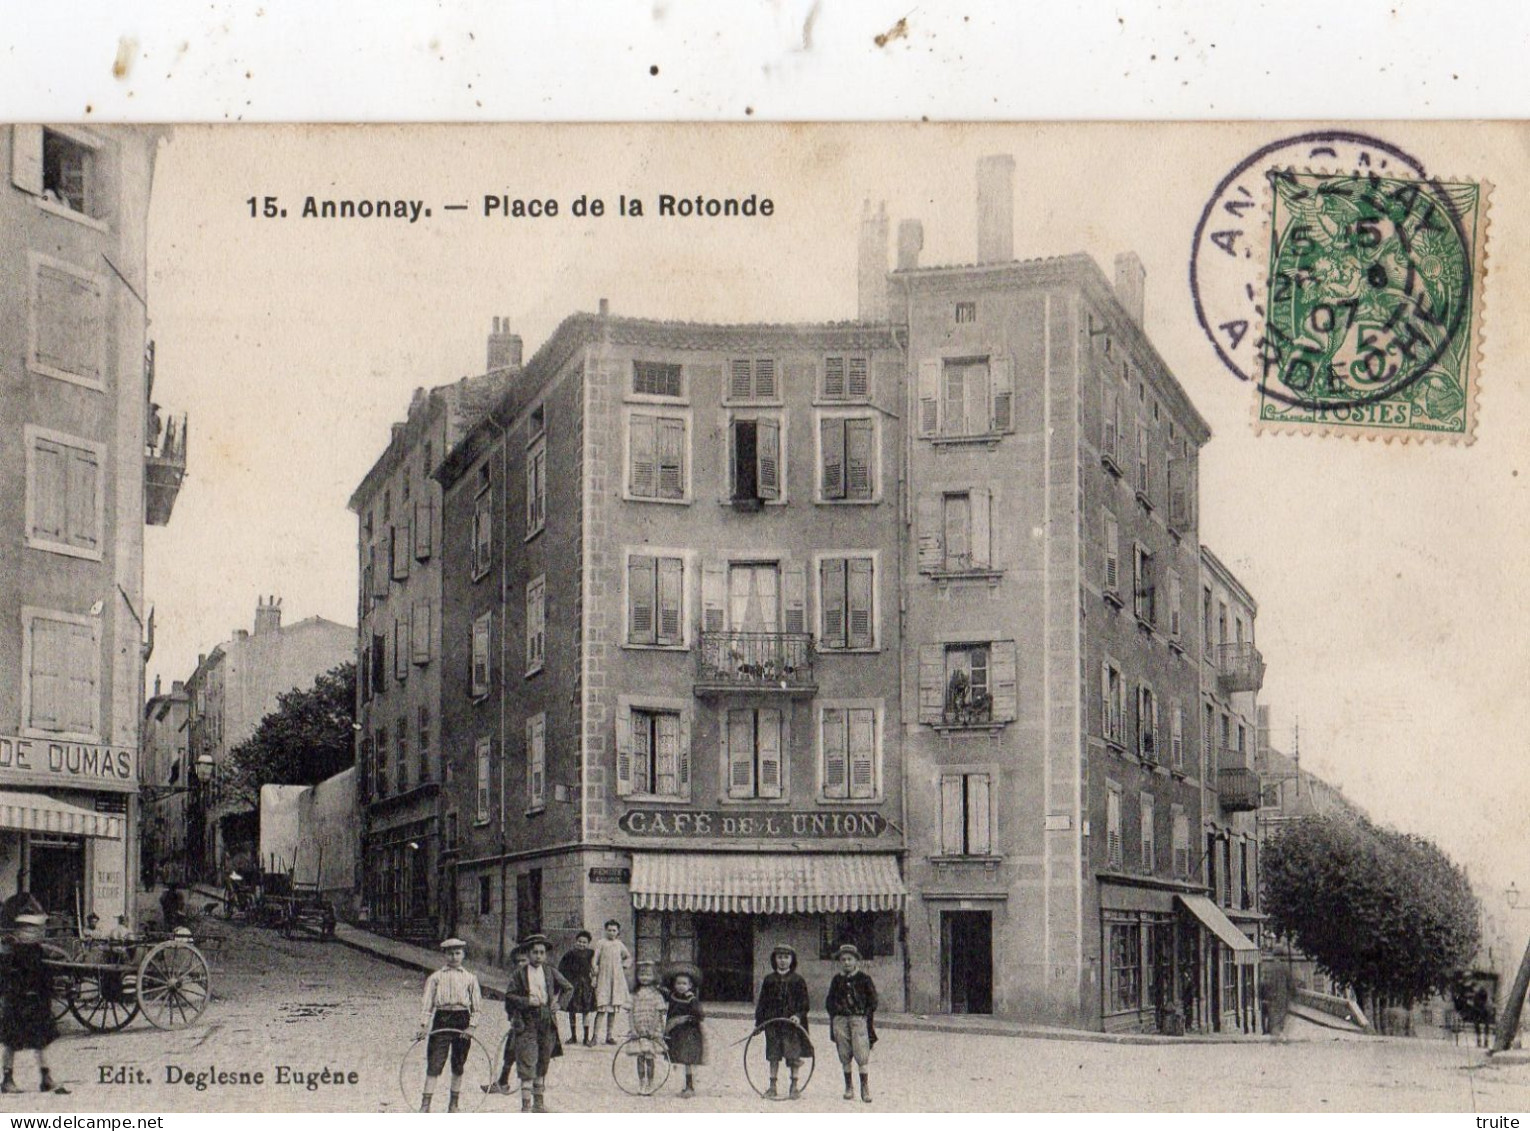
[617,809,889,839]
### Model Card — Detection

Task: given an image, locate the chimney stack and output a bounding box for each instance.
[1114,252,1146,325]
[896,219,924,271]
[976,154,1015,264]
[857,199,889,322]
[598,298,610,317]
[254,595,283,636]
[486,315,523,372]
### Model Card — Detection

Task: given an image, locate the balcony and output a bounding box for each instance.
[145,408,188,526]
[1217,765,1262,813]
[696,631,816,696]
[1214,642,1265,694]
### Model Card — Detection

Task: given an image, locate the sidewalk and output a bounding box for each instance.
[330,918,1266,1046]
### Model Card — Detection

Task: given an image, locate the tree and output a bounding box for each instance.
[223,662,357,811]
[1263,814,1480,1021]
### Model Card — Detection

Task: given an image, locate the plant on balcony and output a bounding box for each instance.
[944,670,992,726]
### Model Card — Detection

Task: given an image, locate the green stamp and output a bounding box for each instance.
[1257,170,1485,440]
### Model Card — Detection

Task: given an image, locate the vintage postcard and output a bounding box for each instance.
[0,122,1527,1117]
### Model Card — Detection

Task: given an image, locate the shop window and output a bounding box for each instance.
[636,910,696,968]
[1107,919,1143,1013]
[819,913,894,960]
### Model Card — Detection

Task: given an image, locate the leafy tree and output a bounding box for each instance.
[223,662,356,811]
[1263,815,1480,1019]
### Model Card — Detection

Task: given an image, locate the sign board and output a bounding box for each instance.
[94,795,129,815]
[617,809,889,840]
[0,736,138,794]
[588,867,631,884]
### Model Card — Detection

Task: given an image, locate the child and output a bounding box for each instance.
[825,943,877,1103]
[628,959,667,1092]
[662,963,705,1099]
[591,919,632,1045]
[500,933,573,1113]
[1,912,60,1094]
[485,945,529,1096]
[558,930,597,1046]
[416,937,483,1112]
[754,942,811,1099]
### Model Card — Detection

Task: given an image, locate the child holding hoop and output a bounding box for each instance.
[416,937,483,1112]
[754,942,811,1099]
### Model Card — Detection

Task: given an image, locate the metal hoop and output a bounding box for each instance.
[611,1033,672,1097]
[396,1027,496,1111]
[742,1017,815,1101]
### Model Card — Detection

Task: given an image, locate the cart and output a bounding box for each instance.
[40,934,211,1032]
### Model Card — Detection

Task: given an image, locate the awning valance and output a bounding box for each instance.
[631,852,905,914]
[1177,894,1258,963]
[0,791,122,840]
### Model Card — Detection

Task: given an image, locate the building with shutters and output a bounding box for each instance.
[435,300,909,1006]
[0,126,177,928]
[140,677,190,888]
[348,343,512,939]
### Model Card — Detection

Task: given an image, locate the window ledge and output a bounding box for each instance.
[618,794,693,805]
[718,796,791,808]
[621,642,691,653]
[1100,453,1123,478]
[815,796,884,807]
[1167,637,1186,656]
[814,396,873,408]
[473,818,491,828]
[1102,589,1125,610]
[814,497,880,506]
[928,568,1003,587]
[930,854,1003,869]
[817,646,880,656]
[27,361,105,393]
[723,398,784,408]
[623,494,692,506]
[930,721,1009,735]
[1134,615,1157,635]
[928,432,1006,450]
[524,525,545,543]
[25,538,104,563]
[524,806,546,817]
[34,196,110,233]
[1103,736,1128,754]
[1135,489,1155,512]
[471,566,492,583]
[624,393,690,407]
[525,665,545,679]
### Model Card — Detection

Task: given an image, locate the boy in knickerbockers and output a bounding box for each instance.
[826,943,877,1103]
[416,937,482,1112]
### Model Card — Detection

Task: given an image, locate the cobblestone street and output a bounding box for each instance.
[0,924,1527,1113]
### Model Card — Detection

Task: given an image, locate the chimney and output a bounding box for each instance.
[153,674,162,697]
[598,298,610,317]
[1114,252,1146,325]
[486,316,523,372]
[896,219,924,271]
[857,199,889,322]
[254,595,283,636]
[976,154,1015,264]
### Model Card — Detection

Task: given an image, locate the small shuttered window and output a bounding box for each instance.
[526,714,546,811]
[27,431,101,556]
[475,737,491,822]
[25,613,97,737]
[940,773,991,855]
[820,706,878,800]
[471,613,491,698]
[630,413,687,500]
[819,556,875,650]
[819,416,876,501]
[1106,785,1123,868]
[822,356,870,400]
[726,707,783,800]
[728,358,777,400]
[616,704,691,800]
[627,555,684,646]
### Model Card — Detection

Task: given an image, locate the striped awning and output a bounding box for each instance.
[0,791,122,840]
[630,852,905,914]
[1177,894,1259,964]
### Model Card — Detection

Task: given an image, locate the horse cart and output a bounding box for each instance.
[40,934,212,1032]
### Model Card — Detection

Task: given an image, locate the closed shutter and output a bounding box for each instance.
[967,774,991,854]
[1103,386,1119,462]
[730,359,753,400]
[782,561,807,634]
[628,555,656,644]
[754,359,777,399]
[654,711,679,796]
[1100,661,1112,741]
[394,618,409,679]
[848,357,870,398]
[847,557,874,648]
[940,776,964,854]
[756,418,781,500]
[820,558,847,649]
[615,702,634,796]
[1151,695,1161,762]
[658,418,685,498]
[392,523,410,580]
[990,640,1018,722]
[411,601,432,664]
[630,415,656,496]
[27,619,64,731]
[1172,705,1184,769]
[62,621,95,735]
[35,266,101,381]
[757,708,783,799]
[414,498,433,559]
[820,417,844,499]
[916,494,943,574]
[918,644,945,725]
[845,418,874,499]
[676,710,691,797]
[66,446,98,549]
[657,557,683,645]
[821,708,847,799]
[701,560,726,633]
[528,715,546,809]
[1107,790,1122,867]
[990,355,1015,432]
[474,496,492,574]
[969,487,992,569]
[918,359,941,436]
[31,438,65,542]
[727,709,754,798]
[1104,511,1120,593]
[848,708,876,799]
[11,126,42,194]
[823,356,846,398]
[372,543,391,597]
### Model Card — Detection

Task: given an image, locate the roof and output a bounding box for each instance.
[1200,545,1260,615]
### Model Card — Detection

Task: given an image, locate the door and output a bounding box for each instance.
[29,838,84,924]
[694,914,754,1002]
[728,564,779,633]
[941,910,993,1014]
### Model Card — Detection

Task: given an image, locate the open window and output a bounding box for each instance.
[728,415,781,506]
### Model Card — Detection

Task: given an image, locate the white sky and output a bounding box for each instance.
[138,122,1530,920]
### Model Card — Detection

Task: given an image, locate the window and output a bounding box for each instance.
[628,412,688,500]
[1108,920,1142,1012]
[1240,841,1254,911]
[947,644,989,724]
[725,707,784,800]
[822,356,870,400]
[1137,685,1159,763]
[516,869,543,936]
[471,613,491,698]
[393,618,409,681]
[41,129,96,215]
[413,497,434,560]
[1133,544,1156,626]
[819,913,894,960]
[21,609,98,739]
[1139,792,1155,872]
[917,489,993,574]
[417,705,431,783]
[819,414,876,501]
[411,601,432,664]
[1203,586,1214,652]
[818,556,875,650]
[939,772,991,855]
[918,641,1018,727]
[1172,704,1185,771]
[917,355,1014,437]
[1102,509,1120,597]
[526,437,547,535]
[370,544,390,601]
[526,577,546,674]
[529,405,545,437]
[729,415,782,503]
[526,713,546,811]
[1218,601,1229,646]
[820,705,879,800]
[627,555,684,647]
[472,491,493,579]
[372,726,389,797]
[371,632,386,694]
[1106,784,1123,868]
[1101,384,1123,468]
[478,875,492,916]
[1168,571,1182,640]
[617,704,690,799]
[25,428,103,559]
[474,737,491,823]
[954,301,977,324]
[1168,457,1193,529]
[1172,806,1190,878]
[29,255,105,388]
[1100,660,1126,746]
[728,358,777,401]
[396,718,410,791]
[383,488,392,523]
[633,360,684,399]
[1136,424,1151,500]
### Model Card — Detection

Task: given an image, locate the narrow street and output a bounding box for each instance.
[0,922,1526,1113]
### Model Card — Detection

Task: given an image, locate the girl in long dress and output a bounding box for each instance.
[590,919,631,1045]
[557,930,598,1045]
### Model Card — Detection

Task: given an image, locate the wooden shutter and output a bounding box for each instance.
[1103,386,1119,463]
[1100,661,1112,742]
[820,558,847,649]
[848,357,870,398]
[372,632,386,693]
[61,621,95,735]
[847,557,874,648]
[1137,424,1150,496]
[1104,511,1120,593]
[475,496,492,574]
[967,773,991,854]
[1107,789,1122,867]
[30,437,66,542]
[918,359,941,436]
[35,266,101,381]
[1172,704,1185,769]
[757,708,783,798]
[629,415,656,496]
[27,619,63,730]
[821,708,847,799]
[990,355,1015,432]
[701,560,726,633]
[782,561,807,634]
[1151,695,1161,762]
[916,494,944,574]
[653,711,680,796]
[848,708,876,798]
[392,523,410,580]
[727,709,754,798]
[918,644,945,725]
[628,555,657,644]
[990,640,1018,722]
[394,618,409,679]
[940,776,964,854]
[756,418,781,500]
[657,557,683,645]
[472,616,490,696]
[969,487,992,569]
[823,356,846,398]
[676,710,691,797]
[730,359,753,400]
[658,418,685,498]
[11,125,42,194]
[414,498,433,560]
[754,359,777,399]
[615,702,634,796]
[528,715,546,809]
[820,416,844,499]
[372,543,391,597]
[845,418,874,499]
[1169,571,1182,637]
[65,445,98,549]
[411,601,432,664]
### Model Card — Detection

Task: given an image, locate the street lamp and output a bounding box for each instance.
[1494,881,1530,1054]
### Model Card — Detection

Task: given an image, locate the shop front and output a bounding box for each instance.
[0,788,127,928]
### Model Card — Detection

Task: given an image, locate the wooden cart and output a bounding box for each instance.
[40,935,211,1031]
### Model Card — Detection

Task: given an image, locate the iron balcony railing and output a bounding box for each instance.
[1216,756,1261,812]
[1213,642,1266,694]
[696,630,816,693]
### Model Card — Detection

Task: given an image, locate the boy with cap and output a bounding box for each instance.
[825,943,877,1103]
[416,937,483,1112]
[1,910,59,1094]
[485,945,529,1096]
[501,933,573,1112]
[755,942,811,1099]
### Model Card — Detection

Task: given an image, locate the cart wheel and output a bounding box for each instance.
[137,941,210,1029]
[612,1034,671,1096]
[69,969,140,1032]
[40,943,74,1022]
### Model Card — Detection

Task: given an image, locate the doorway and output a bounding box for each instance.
[29,838,84,924]
[695,914,754,1001]
[941,910,993,1014]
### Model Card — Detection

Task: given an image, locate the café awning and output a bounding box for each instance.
[0,791,122,839]
[630,852,905,914]
[1177,893,1259,963]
